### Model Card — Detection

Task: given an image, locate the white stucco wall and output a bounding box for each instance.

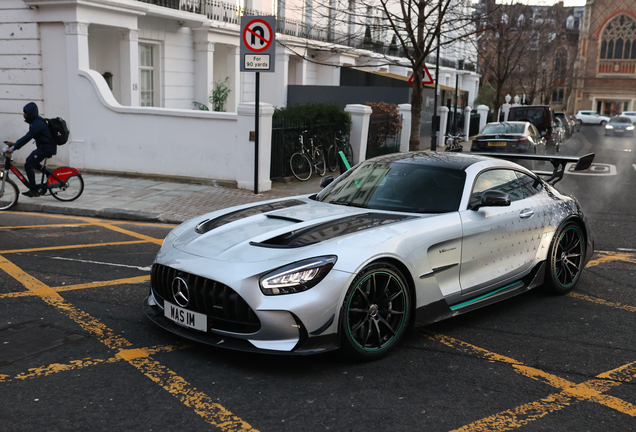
[72,70,241,181]
[0,0,43,146]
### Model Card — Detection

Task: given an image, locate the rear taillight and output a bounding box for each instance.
[516,137,528,144]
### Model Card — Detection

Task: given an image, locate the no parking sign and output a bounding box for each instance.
[240,16,276,72]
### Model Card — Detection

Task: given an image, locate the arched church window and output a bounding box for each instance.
[600,14,636,60]
[554,48,567,77]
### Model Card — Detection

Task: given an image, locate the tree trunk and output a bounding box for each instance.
[409,69,424,151]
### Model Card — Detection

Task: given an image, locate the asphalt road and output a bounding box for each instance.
[1,125,635,431]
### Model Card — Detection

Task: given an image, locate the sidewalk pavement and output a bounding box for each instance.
[12,172,326,225]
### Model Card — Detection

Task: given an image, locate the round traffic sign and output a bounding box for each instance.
[242,19,274,53]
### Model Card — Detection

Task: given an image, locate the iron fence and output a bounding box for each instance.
[366,113,402,159]
[270,119,349,179]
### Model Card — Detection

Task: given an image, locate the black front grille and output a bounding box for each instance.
[151,264,261,334]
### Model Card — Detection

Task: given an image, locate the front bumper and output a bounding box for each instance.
[143,292,338,355]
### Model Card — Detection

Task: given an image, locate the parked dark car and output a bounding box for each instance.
[604,116,635,137]
[555,112,573,139]
[508,105,557,147]
[471,121,545,153]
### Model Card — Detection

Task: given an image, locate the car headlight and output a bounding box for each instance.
[627,125,635,130]
[260,256,337,295]
[605,125,613,129]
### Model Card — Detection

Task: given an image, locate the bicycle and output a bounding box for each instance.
[289,132,326,181]
[1,142,84,210]
[326,135,353,172]
[444,133,464,152]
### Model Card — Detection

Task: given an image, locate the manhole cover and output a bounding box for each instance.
[0,321,87,365]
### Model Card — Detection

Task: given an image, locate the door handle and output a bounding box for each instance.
[519,209,534,219]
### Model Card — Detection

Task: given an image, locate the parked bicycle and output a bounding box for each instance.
[326,135,354,173]
[289,131,326,181]
[1,142,84,210]
[444,133,464,152]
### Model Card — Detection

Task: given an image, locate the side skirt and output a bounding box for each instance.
[414,261,546,326]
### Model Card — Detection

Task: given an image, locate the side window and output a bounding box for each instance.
[470,169,523,209]
[530,124,539,137]
[516,172,543,198]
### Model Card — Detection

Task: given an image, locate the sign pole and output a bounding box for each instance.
[254,72,260,195]
[240,15,275,194]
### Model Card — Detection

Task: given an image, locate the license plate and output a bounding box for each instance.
[615,129,624,133]
[164,301,207,332]
[488,142,507,146]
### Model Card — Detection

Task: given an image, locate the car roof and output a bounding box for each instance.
[369,151,494,171]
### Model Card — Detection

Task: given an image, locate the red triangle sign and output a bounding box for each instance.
[408,65,434,85]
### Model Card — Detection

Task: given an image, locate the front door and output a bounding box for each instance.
[459,169,544,294]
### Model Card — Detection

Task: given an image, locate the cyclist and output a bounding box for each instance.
[5,102,57,197]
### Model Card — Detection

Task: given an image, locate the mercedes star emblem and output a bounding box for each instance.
[172,276,190,307]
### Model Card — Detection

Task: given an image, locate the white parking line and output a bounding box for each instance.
[50,256,152,271]
[618,248,636,252]
[633,164,636,172]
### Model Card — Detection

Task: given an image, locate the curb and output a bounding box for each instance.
[15,201,163,223]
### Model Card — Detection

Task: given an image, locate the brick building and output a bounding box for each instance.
[573,0,636,115]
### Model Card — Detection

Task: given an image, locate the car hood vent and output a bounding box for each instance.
[252,212,415,248]
[196,199,307,234]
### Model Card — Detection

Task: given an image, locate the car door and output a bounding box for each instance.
[459,169,544,294]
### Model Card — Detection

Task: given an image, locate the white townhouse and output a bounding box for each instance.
[0,0,479,189]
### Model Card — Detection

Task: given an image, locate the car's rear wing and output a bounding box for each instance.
[470,152,595,185]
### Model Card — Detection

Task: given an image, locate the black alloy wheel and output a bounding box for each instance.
[340,262,411,360]
[545,222,585,294]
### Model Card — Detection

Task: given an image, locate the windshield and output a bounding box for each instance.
[316,160,466,213]
[481,123,525,134]
[610,117,632,123]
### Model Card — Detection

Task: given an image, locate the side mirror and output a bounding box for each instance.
[320,176,334,189]
[472,190,511,211]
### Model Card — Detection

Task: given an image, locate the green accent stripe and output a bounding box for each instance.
[450,281,523,311]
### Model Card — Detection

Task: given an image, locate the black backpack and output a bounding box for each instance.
[46,117,70,145]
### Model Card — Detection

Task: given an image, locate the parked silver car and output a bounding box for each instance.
[145,151,595,360]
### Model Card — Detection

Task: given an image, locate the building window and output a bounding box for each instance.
[554,49,567,77]
[600,14,636,60]
[552,88,564,103]
[139,44,155,107]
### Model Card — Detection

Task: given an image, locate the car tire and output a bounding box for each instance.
[544,222,585,295]
[340,262,411,360]
[600,120,607,126]
[576,119,582,126]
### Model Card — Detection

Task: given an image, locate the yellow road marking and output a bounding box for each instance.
[0,254,257,431]
[1,211,175,228]
[426,332,636,431]
[0,240,149,254]
[586,251,636,268]
[90,221,164,245]
[0,223,93,230]
[568,292,636,313]
[0,276,151,299]
[0,343,188,383]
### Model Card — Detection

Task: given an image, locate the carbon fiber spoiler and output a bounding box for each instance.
[470,152,595,185]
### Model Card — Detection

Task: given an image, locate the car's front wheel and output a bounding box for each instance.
[600,120,607,126]
[545,222,585,295]
[340,262,411,360]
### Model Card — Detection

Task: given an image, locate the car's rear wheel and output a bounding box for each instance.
[545,222,585,295]
[340,262,411,360]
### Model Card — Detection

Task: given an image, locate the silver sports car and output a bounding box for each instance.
[144,151,595,360]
